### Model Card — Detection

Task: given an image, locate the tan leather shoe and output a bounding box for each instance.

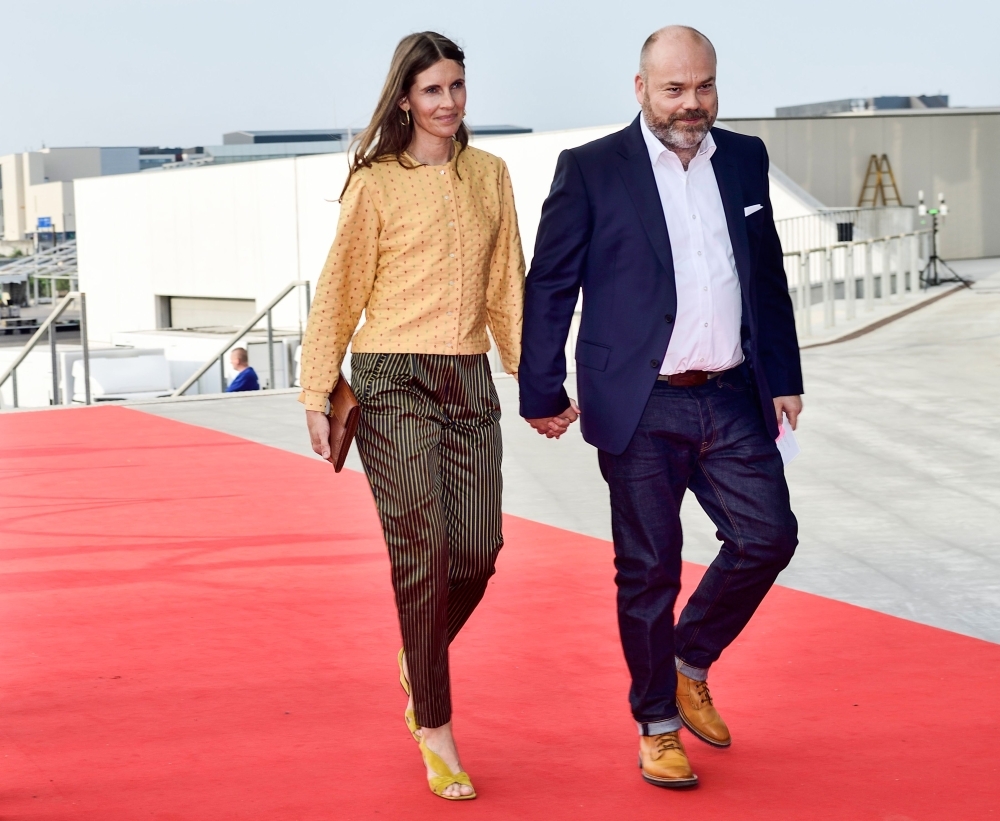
[676,670,731,748]
[638,731,698,788]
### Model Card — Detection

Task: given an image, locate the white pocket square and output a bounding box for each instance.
[744,204,763,217]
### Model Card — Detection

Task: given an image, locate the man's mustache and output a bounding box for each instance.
[668,110,710,125]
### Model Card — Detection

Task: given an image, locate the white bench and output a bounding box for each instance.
[72,354,173,402]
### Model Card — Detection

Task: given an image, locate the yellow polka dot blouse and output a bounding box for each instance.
[297,144,525,412]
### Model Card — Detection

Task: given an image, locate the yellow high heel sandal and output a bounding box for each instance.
[418,734,477,801]
[397,648,420,742]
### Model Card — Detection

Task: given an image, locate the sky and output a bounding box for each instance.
[2,0,998,154]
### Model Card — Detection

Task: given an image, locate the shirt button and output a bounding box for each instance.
[444,195,450,200]
[692,214,697,220]
[697,251,702,256]
[448,280,454,286]
[664,314,674,323]
[703,286,708,291]
[440,170,446,175]
[650,359,659,368]
[704,322,709,328]
[447,311,453,316]
[446,343,453,348]
[449,253,455,258]
[448,221,455,227]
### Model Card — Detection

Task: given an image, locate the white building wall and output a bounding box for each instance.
[26,180,75,234]
[0,147,143,241]
[22,153,46,187]
[99,148,141,176]
[0,154,26,240]
[38,147,103,182]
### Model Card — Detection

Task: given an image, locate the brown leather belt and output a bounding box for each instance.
[657,370,717,387]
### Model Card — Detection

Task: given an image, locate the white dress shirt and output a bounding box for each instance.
[640,115,744,375]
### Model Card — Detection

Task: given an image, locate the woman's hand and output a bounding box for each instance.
[306,410,332,460]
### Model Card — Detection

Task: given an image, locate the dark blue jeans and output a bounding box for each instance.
[598,367,797,731]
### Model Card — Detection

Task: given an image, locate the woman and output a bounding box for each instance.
[299,32,525,800]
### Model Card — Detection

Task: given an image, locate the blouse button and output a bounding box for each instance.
[448,221,455,227]
[444,195,450,201]
[449,253,455,258]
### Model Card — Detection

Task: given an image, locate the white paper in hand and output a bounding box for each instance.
[775,415,800,466]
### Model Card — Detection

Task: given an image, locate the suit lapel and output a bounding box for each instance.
[616,118,675,282]
[710,140,753,304]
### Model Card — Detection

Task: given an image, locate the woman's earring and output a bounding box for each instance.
[400,109,411,126]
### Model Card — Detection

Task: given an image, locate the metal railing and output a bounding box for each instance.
[0,291,90,408]
[784,230,930,337]
[0,240,79,300]
[171,280,311,397]
[775,207,914,255]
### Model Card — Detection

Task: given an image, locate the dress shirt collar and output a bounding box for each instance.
[639,113,716,169]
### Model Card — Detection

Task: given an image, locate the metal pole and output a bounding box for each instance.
[12,368,18,409]
[304,280,312,316]
[864,241,875,312]
[800,252,811,337]
[823,247,834,328]
[49,321,59,405]
[267,309,275,390]
[881,239,891,301]
[220,354,226,393]
[845,243,856,320]
[79,292,91,405]
[900,236,909,298]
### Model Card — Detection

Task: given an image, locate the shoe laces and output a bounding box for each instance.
[692,679,714,708]
[653,733,683,756]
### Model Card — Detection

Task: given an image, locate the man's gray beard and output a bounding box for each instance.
[642,101,713,150]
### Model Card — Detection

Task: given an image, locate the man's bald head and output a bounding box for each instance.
[639,25,716,80]
[634,25,719,158]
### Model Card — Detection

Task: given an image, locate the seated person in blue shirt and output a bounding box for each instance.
[226,347,260,392]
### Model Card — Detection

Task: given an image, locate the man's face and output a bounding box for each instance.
[634,37,718,150]
[230,352,242,370]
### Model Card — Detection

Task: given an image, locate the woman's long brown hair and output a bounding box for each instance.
[340,32,469,199]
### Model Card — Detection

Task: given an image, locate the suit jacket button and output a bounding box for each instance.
[650,360,659,368]
[665,314,674,323]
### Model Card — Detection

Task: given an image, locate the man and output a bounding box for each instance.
[519,26,802,788]
[226,347,260,392]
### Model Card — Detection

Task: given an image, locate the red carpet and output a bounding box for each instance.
[1,406,997,820]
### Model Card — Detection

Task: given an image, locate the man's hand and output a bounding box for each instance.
[306,409,332,460]
[526,399,580,439]
[773,395,803,430]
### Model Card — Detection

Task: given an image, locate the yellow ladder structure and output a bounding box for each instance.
[857,154,903,206]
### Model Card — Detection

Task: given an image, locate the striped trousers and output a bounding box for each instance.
[351,352,504,729]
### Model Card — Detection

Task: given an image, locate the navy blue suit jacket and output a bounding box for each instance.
[518,116,803,455]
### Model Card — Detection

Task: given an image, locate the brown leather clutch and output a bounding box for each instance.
[326,371,360,473]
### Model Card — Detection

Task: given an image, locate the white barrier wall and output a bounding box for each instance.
[75,123,818,343]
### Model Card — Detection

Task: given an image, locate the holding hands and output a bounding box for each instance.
[526,399,581,439]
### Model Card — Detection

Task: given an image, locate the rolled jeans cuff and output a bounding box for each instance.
[676,656,709,682]
[637,715,682,736]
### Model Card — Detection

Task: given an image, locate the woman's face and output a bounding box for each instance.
[400,59,466,140]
